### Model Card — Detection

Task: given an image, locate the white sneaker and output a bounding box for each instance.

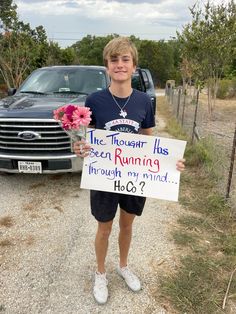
[117,266,141,292]
[93,272,108,304]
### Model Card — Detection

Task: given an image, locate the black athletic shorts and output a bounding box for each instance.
[90,190,146,222]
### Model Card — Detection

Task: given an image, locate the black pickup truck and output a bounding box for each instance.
[132,68,156,114]
[0,65,156,174]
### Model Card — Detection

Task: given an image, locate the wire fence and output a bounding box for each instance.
[166,86,236,210]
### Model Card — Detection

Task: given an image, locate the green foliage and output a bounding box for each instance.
[225,58,236,78]
[138,39,181,87]
[72,34,118,65]
[185,141,226,187]
[185,137,225,181]
[0,1,80,86]
[165,118,187,140]
[177,0,236,112]
[71,35,182,87]
[1,0,235,95]
[0,1,54,87]
[217,79,236,99]
[0,21,50,87]
[60,47,77,65]
[178,1,236,80]
[45,41,63,66]
[0,0,17,29]
[185,142,212,166]
[0,0,184,90]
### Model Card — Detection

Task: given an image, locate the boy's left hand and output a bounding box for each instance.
[73,139,91,158]
[176,159,185,172]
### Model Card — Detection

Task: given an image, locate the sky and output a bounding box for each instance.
[14,0,228,48]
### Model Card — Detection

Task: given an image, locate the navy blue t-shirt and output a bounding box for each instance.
[85,88,155,133]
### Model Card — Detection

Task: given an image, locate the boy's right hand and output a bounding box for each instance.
[73,139,91,158]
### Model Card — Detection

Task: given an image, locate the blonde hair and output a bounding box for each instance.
[103,36,138,67]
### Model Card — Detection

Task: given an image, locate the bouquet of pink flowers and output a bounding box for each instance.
[53,104,92,151]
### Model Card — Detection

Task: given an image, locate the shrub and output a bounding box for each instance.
[216,79,236,99]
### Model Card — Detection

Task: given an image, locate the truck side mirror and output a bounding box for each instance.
[8,88,17,96]
[144,81,150,89]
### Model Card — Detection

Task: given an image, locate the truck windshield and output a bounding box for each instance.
[18,68,108,95]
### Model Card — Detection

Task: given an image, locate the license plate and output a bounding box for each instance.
[18,161,42,174]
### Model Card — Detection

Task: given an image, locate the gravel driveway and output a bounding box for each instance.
[0,115,185,314]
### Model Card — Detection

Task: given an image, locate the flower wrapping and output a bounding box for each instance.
[53,104,92,151]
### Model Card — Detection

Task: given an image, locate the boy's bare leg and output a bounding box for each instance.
[95,220,113,273]
[119,209,136,268]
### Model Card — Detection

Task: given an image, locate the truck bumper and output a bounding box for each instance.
[0,154,83,174]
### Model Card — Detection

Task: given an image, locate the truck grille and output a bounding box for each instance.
[0,119,72,155]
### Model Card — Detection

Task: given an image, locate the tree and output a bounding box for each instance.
[0,0,17,29]
[0,21,50,87]
[180,57,194,91]
[45,41,64,66]
[0,1,53,88]
[138,40,179,87]
[178,0,236,114]
[72,34,118,65]
[71,35,181,88]
[60,47,77,65]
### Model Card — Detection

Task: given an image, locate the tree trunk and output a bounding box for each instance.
[0,65,11,88]
[212,75,219,111]
[207,83,212,117]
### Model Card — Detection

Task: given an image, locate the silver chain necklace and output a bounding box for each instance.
[110,90,133,118]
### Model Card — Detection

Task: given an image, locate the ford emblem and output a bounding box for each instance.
[18,131,41,141]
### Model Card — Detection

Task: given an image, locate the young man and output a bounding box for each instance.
[74,37,185,304]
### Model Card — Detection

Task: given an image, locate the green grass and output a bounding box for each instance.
[157,96,187,140]
[171,230,198,246]
[165,117,187,140]
[156,96,236,314]
[161,256,228,314]
[177,215,206,229]
[219,234,236,256]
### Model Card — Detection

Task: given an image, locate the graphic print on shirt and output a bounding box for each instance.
[104,118,140,133]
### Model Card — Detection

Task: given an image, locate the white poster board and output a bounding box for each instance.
[80,128,187,201]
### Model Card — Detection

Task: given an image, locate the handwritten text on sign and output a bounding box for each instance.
[80,128,186,201]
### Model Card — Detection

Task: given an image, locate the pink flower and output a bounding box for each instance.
[53,104,92,130]
[53,106,67,120]
[73,107,92,127]
[64,104,77,120]
[61,115,73,130]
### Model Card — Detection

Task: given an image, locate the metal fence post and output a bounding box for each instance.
[226,123,236,199]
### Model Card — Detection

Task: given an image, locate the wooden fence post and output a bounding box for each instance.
[171,87,174,105]
[181,88,187,126]
[176,88,181,119]
[191,89,200,144]
[226,123,236,199]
